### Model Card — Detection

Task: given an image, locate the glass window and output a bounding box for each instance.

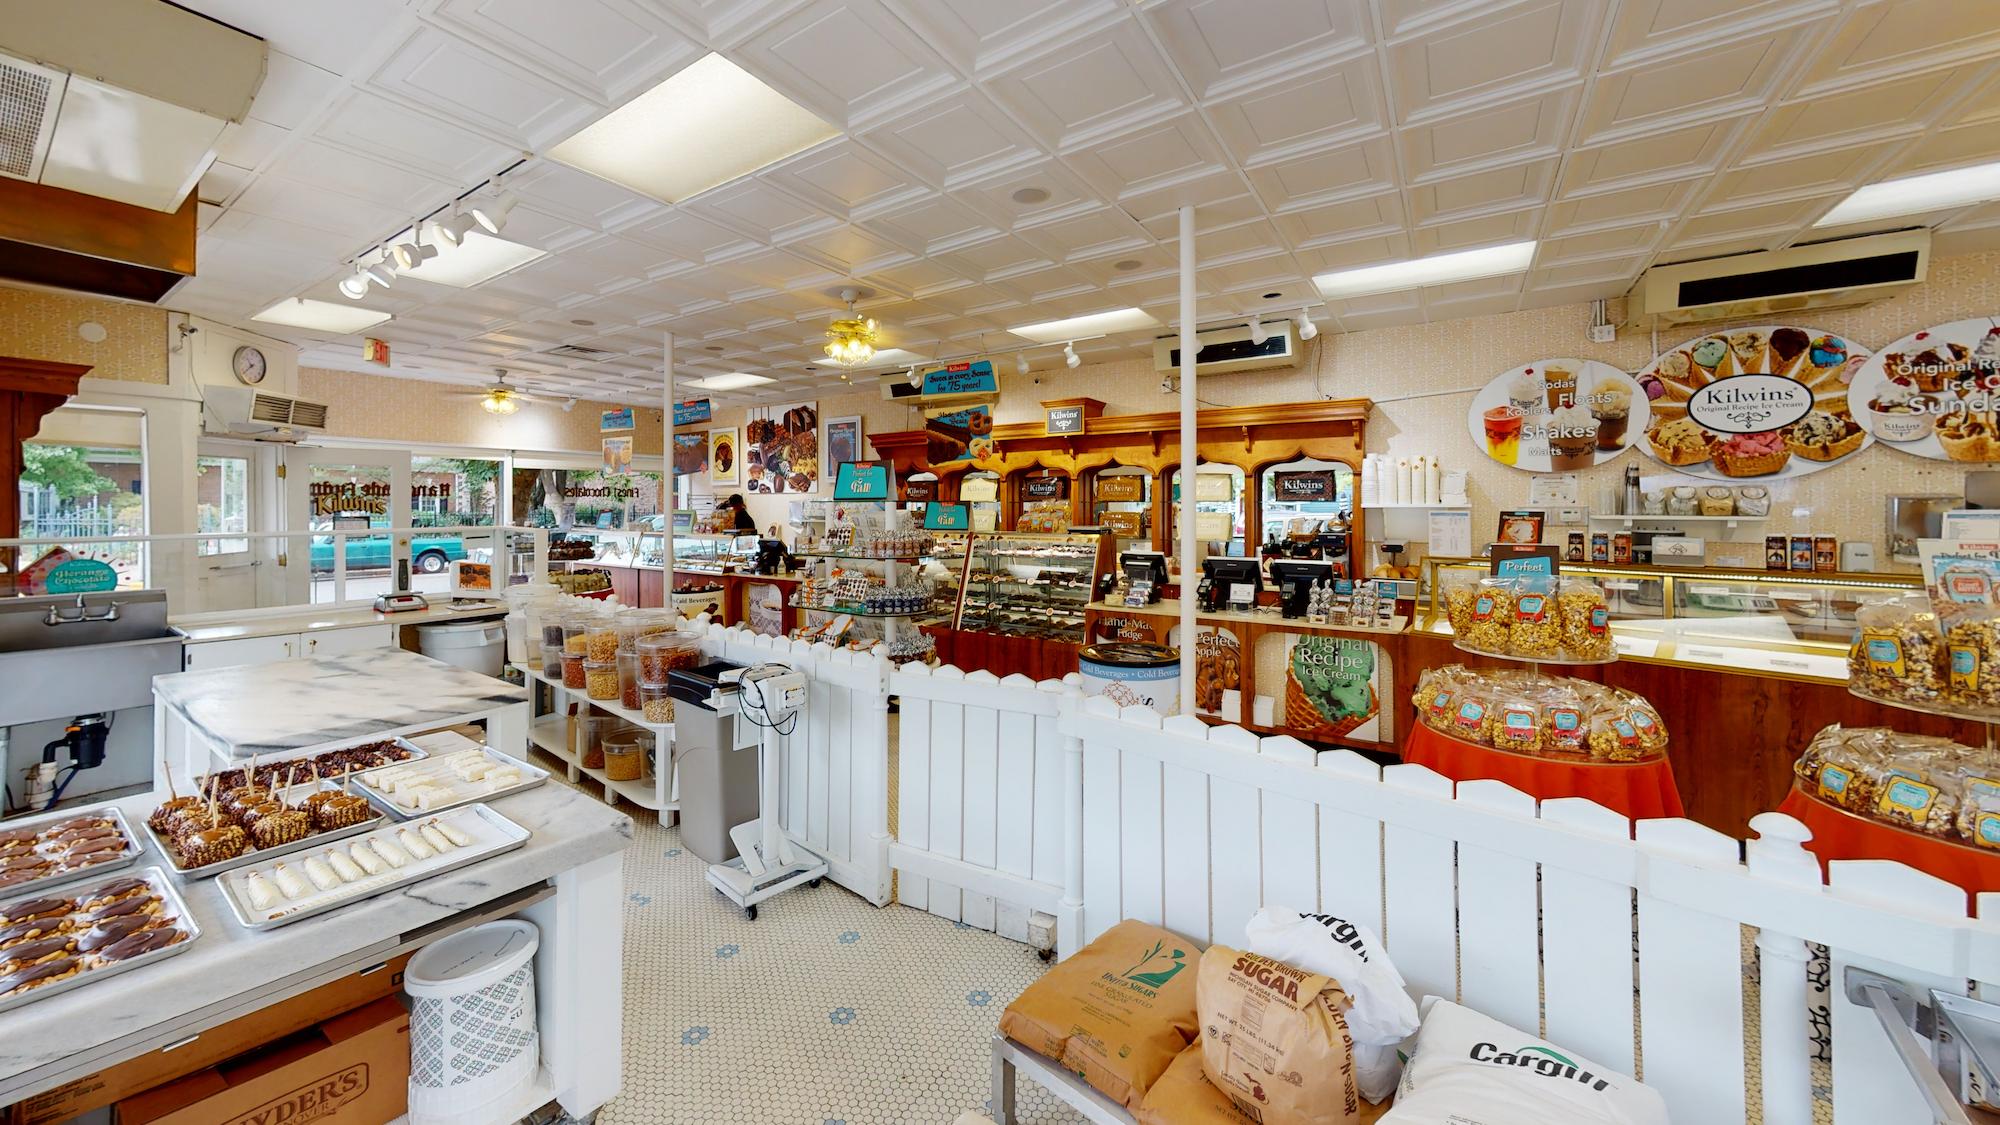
[409,456,501,593]
[196,455,250,556]
[307,464,394,604]
[516,466,663,562]
[19,439,145,587]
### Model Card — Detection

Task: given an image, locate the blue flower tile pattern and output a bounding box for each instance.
[829,1007,857,1026]
[629,894,651,906]
[838,930,861,944]
[681,1027,709,1046]
[715,944,739,959]
[966,990,991,1007]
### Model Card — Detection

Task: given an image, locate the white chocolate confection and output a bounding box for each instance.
[303,857,340,891]
[245,871,277,910]
[433,820,472,847]
[349,842,385,875]
[397,828,435,861]
[370,837,411,868]
[327,851,364,882]
[419,824,454,853]
[271,863,309,899]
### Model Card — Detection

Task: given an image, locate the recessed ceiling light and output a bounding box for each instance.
[1262,291,1283,299]
[1814,160,2000,227]
[381,228,545,288]
[1011,186,1051,205]
[1113,259,1143,271]
[252,297,391,334]
[1008,307,1160,344]
[705,345,725,352]
[1313,241,1536,299]
[548,52,838,204]
[686,372,775,391]
[570,319,595,326]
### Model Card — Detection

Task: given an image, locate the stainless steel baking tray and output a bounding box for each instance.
[215,804,530,931]
[144,780,386,881]
[345,747,548,820]
[0,804,142,897]
[0,865,200,1014]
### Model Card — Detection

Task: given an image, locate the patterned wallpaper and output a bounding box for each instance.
[300,366,666,456]
[0,285,167,383]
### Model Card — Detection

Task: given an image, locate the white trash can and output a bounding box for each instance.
[406,919,541,1125]
[416,619,507,677]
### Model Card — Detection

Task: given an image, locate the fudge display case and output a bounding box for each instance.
[953,530,1112,644]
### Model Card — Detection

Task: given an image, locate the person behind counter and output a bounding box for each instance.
[717,494,759,534]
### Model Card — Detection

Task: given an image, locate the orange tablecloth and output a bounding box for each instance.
[1779,784,2000,897]
[1402,724,1684,820]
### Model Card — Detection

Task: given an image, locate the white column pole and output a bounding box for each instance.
[663,332,675,614]
[1177,204,1197,717]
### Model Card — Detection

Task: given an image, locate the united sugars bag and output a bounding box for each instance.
[1197,945,1361,1125]
[1136,1040,1262,1125]
[1381,998,1668,1125]
[1243,909,1421,1102]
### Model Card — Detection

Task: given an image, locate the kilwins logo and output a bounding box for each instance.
[1469,1042,1613,1092]
[1686,375,1813,435]
[224,1063,369,1124]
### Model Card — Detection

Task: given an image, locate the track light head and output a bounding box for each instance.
[1296,310,1317,341]
[1063,341,1080,369]
[472,190,518,235]
[391,225,437,270]
[364,259,396,287]
[1248,313,1267,345]
[434,208,479,247]
[338,270,371,300]
[906,366,922,388]
[1015,351,1029,376]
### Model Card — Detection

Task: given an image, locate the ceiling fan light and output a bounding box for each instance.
[480,390,519,415]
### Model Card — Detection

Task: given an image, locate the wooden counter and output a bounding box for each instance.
[578,563,801,634]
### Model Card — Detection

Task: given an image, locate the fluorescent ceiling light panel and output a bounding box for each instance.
[687,372,775,391]
[1314,241,1537,299]
[252,298,391,334]
[40,74,225,212]
[845,348,929,369]
[1008,308,1160,344]
[380,228,546,288]
[547,53,839,204]
[1815,161,2000,227]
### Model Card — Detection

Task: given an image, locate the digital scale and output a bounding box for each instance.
[373,592,429,613]
[704,664,828,920]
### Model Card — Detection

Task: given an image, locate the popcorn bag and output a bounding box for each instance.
[1197,946,1361,1125]
[998,920,1202,1108]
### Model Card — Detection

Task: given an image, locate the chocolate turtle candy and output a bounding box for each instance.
[0,898,74,926]
[75,915,154,953]
[94,927,184,963]
[0,958,79,996]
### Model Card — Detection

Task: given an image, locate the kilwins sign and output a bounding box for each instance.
[311,480,390,515]
[1686,376,1814,434]
[1271,471,1334,502]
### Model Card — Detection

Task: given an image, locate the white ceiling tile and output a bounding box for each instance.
[315,91,518,182]
[1385,0,1601,124]
[1794,0,2000,92]
[984,19,1189,151]
[1707,141,1901,209]
[428,0,701,103]
[1545,178,1700,235]
[1653,236,1780,265]
[1145,0,1372,101]
[858,257,978,298]
[738,0,960,129]
[1016,205,1154,263]
[1527,255,1647,289]
[1243,135,1396,212]
[857,89,1042,189]
[1743,64,1995,158]
[1137,192,1272,240]
[620,209,762,263]
[1061,112,1230,202]
[1202,54,1388,167]
[858,194,1004,254]
[689,177,838,243]
[955,159,1108,228]
[512,162,661,231]
[1674,195,1840,247]
[213,119,292,170]
[1598,0,1838,69]
[936,234,1054,281]
[1556,114,1753,197]
[247,51,345,131]
[881,0,1123,75]
[206,212,368,263]
[1269,192,1405,248]
[1412,208,1542,254]
[759,141,927,221]
[1193,218,1287,265]
[1576,25,1812,145]
[179,0,415,76]
[229,176,409,241]
[199,163,254,206]
[1407,156,1557,225]
[782,224,914,275]
[628,0,813,46]
[1400,85,1578,182]
[1894,119,2000,176]
[366,26,604,150]
[1536,224,1662,265]
[264,140,457,214]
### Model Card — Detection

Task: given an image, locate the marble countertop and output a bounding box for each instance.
[0,782,631,1088]
[172,600,506,644]
[154,648,527,758]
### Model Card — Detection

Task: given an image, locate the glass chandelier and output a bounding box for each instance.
[823,288,878,367]
[480,389,520,415]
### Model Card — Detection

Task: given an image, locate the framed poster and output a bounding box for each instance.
[709,428,739,486]
[1850,318,2000,461]
[672,432,708,476]
[672,399,711,426]
[1466,359,1647,472]
[826,416,863,472]
[1636,326,1871,480]
[1495,510,1545,546]
[926,404,995,462]
[601,435,633,475]
[923,503,970,531]
[745,402,818,494]
[600,407,635,432]
[1255,633,1386,742]
[833,460,893,501]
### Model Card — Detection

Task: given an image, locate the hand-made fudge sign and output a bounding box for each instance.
[1849,317,2000,462]
[1637,326,1870,480]
[1465,359,1646,473]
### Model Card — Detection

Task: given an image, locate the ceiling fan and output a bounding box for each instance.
[448,369,564,415]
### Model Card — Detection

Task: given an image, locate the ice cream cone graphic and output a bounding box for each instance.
[1283,636,1379,740]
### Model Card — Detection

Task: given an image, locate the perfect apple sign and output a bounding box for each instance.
[1686,374,1814,435]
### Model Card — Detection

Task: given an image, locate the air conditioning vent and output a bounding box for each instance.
[1626,230,1930,326]
[544,343,616,359]
[0,53,65,183]
[289,400,328,429]
[201,386,329,441]
[249,394,293,424]
[1153,322,1299,376]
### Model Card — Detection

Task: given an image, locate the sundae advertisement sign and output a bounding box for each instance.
[1849,318,2000,462]
[1636,325,1871,480]
[1465,359,1646,472]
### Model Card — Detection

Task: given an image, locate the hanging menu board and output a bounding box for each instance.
[1271,471,1334,502]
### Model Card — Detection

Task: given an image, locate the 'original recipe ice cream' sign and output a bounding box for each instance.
[1849,318,2000,462]
[1465,359,1646,473]
[1636,325,1871,480]
[1255,633,1388,743]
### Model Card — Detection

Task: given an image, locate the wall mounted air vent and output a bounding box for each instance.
[1624,230,1931,327]
[544,344,617,359]
[1153,323,1299,375]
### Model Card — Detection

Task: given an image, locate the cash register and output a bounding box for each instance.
[1198,556,1262,613]
[1118,550,1168,605]
[1268,559,1334,619]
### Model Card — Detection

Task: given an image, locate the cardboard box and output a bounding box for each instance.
[7,953,411,1125]
[116,997,408,1125]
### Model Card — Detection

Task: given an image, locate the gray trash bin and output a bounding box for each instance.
[669,662,761,865]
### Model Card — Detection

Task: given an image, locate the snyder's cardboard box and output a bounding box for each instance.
[115,997,409,1125]
[5,953,411,1125]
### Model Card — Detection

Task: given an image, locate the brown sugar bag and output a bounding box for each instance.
[1198,946,1361,1125]
[998,920,1203,1108]
[1137,1040,1261,1125]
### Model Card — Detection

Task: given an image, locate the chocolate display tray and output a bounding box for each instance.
[143,780,386,881]
[344,747,548,820]
[215,804,529,931]
[0,804,142,898]
[0,866,200,1014]
[196,737,429,791]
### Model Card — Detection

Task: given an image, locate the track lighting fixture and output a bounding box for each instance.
[472,185,518,235]
[338,265,371,300]
[1063,341,1080,369]
[433,206,479,247]
[1015,351,1029,376]
[364,257,396,287]
[1296,310,1317,341]
[906,366,922,388]
[391,222,437,270]
[1248,313,1267,345]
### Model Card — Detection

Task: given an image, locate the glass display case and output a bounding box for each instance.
[1423,557,1920,682]
[955,530,1108,642]
[671,533,736,574]
[918,532,972,628]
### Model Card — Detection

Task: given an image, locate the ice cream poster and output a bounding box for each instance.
[1255,633,1388,744]
[1635,326,1872,481]
[1849,317,2000,462]
[1465,359,1647,473]
[1168,624,1241,718]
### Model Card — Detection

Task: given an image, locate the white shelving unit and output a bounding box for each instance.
[1589,513,1769,531]
[513,662,678,818]
[1369,503,1469,510]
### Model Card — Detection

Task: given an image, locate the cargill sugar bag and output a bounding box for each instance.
[1135,1040,1262,1125]
[997,920,1202,1108]
[1380,998,1669,1125]
[1197,945,1361,1125]
[1244,908,1421,1102]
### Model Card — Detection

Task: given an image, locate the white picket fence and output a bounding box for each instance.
[696,632,1999,1121]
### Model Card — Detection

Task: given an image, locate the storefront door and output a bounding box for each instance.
[282,448,410,604]
[192,439,274,612]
